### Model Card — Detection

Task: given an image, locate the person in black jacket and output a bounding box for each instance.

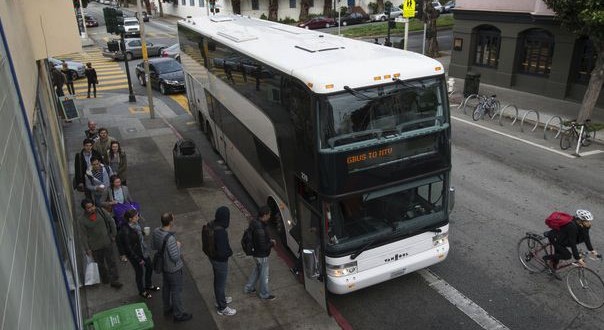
[243,205,276,300]
[118,209,159,299]
[210,206,236,316]
[543,209,598,273]
[73,138,102,199]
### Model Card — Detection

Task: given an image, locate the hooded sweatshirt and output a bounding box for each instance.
[212,206,233,262]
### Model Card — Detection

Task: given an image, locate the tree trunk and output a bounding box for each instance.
[323,0,333,17]
[232,0,241,14]
[268,0,278,21]
[577,40,604,123]
[158,0,163,17]
[299,0,311,21]
[377,0,384,13]
[423,0,440,57]
[144,0,151,13]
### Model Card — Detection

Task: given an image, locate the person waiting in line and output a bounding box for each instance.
[85,62,98,98]
[85,156,113,206]
[244,206,277,301]
[74,138,103,199]
[210,206,237,316]
[93,128,116,163]
[106,140,128,185]
[61,62,75,95]
[117,209,159,299]
[84,120,100,142]
[100,175,133,213]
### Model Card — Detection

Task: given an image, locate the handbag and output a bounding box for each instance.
[113,201,141,228]
[152,232,173,274]
[84,255,100,286]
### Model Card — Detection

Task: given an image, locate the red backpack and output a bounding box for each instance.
[545,211,574,230]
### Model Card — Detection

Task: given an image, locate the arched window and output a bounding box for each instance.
[572,37,597,84]
[473,25,501,68]
[518,29,554,76]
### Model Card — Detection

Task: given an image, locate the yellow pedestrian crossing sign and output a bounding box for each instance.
[403,0,416,18]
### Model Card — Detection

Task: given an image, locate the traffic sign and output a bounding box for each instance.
[403,0,416,18]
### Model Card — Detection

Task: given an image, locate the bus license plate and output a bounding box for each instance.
[390,268,406,278]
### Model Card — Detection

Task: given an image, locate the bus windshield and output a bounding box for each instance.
[319,77,447,149]
[325,175,446,254]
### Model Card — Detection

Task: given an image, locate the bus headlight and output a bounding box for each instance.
[326,262,358,277]
[433,232,448,247]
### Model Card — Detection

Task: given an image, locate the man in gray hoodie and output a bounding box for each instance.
[152,213,192,322]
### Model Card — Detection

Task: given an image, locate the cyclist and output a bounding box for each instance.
[543,209,598,272]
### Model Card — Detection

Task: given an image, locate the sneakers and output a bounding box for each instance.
[261,295,276,301]
[173,312,193,322]
[217,306,237,316]
[214,296,233,308]
[290,267,300,277]
[244,288,256,294]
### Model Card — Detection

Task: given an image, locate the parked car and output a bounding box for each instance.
[78,14,99,27]
[444,1,456,13]
[370,9,402,22]
[102,38,167,61]
[161,44,180,62]
[122,17,140,37]
[297,16,338,29]
[432,1,444,13]
[48,57,85,80]
[135,58,185,95]
[135,11,149,23]
[338,12,370,26]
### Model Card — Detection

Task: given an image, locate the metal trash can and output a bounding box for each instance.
[84,302,153,330]
[173,139,203,188]
[463,71,481,97]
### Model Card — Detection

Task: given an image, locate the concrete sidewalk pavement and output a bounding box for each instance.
[65,93,340,329]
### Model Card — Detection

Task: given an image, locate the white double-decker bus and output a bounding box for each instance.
[178,15,453,308]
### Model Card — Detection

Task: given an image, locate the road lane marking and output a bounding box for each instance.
[419,269,509,330]
[578,150,604,157]
[451,116,577,159]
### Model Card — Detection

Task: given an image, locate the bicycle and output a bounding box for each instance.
[517,232,604,309]
[472,94,500,121]
[559,119,597,150]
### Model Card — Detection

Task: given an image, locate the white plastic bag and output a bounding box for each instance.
[84,255,100,286]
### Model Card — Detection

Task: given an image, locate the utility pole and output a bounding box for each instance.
[137,0,155,118]
[78,0,88,39]
[120,33,136,103]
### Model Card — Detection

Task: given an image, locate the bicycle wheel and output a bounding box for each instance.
[517,236,548,273]
[488,100,501,119]
[472,104,485,121]
[560,128,578,150]
[581,129,595,147]
[566,267,604,309]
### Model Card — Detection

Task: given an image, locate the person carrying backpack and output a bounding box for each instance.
[243,206,276,301]
[209,206,236,316]
[543,209,598,274]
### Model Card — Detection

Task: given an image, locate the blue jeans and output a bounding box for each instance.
[162,269,185,317]
[244,257,270,298]
[210,260,229,310]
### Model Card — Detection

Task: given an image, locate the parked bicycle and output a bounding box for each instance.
[518,232,604,309]
[559,119,597,150]
[472,94,500,121]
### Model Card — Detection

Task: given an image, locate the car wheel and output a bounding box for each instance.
[137,74,146,86]
[380,16,386,22]
[175,55,181,63]
[342,21,348,26]
[305,26,309,29]
[159,82,167,95]
[125,52,133,61]
[325,23,330,28]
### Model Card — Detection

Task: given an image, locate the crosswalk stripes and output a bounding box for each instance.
[55,49,129,98]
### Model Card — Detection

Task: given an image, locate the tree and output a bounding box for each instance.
[323,0,333,17]
[268,0,278,21]
[422,0,440,57]
[299,0,311,21]
[377,0,384,13]
[73,0,89,8]
[158,0,164,17]
[542,0,604,123]
[231,0,241,14]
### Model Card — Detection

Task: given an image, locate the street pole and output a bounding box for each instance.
[206,0,210,16]
[422,23,426,54]
[78,0,88,39]
[404,18,409,50]
[120,32,136,103]
[338,0,341,36]
[137,0,155,118]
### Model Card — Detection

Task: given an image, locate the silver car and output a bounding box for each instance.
[161,44,180,62]
[102,38,167,61]
[370,9,403,22]
[48,57,85,80]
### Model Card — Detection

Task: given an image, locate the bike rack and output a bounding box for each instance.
[520,110,540,133]
[458,94,481,115]
[495,104,518,126]
[543,116,564,140]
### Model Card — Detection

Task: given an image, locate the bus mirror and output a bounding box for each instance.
[448,187,455,212]
[302,249,320,279]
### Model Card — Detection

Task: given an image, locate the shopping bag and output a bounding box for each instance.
[112,201,141,228]
[84,255,100,286]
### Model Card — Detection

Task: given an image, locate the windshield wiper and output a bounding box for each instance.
[343,85,374,101]
[327,129,383,148]
[396,117,441,132]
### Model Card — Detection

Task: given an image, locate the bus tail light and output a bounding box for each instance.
[433,232,448,247]
[327,261,358,277]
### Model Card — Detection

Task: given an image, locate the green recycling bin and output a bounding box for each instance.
[463,71,481,97]
[84,303,153,330]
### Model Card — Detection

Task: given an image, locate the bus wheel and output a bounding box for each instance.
[268,199,287,248]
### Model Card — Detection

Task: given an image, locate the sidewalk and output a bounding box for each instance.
[65,94,340,329]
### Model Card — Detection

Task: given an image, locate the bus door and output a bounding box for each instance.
[296,180,328,311]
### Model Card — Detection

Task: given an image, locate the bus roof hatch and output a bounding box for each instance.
[217,30,258,43]
[295,39,344,53]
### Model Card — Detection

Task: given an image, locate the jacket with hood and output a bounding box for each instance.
[212,206,233,262]
[251,218,272,258]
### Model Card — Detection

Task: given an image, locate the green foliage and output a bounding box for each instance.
[542,0,604,41]
[260,13,268,20]
[385,1,393,11]
[340,6,348,16]
[342,15,454,38]
[368,2,379,14]
[279,16,296,24]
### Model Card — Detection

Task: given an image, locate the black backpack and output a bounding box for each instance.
[202,221,221,259]
[241,224,255,256]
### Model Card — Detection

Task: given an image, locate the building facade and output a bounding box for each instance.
[448,0,603,106]
[0,1,83,329]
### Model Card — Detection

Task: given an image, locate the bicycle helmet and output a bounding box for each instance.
[576,209,594,221]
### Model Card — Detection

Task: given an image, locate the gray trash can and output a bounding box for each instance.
[173,139,203,188]
[463,72,481,97]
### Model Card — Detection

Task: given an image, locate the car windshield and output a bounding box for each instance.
[124,21,138,26]
[154,61,182,74]
[319,77,448,149]
[167,44,179,51]
[325,175,446,254]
